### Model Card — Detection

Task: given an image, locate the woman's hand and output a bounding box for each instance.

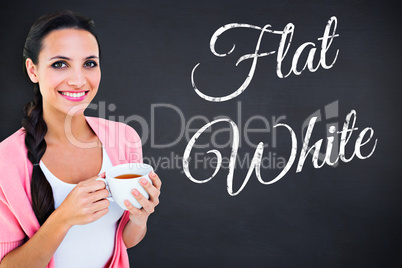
[122,171,161,248]
[55,172,110,228]
[123,171,161,227]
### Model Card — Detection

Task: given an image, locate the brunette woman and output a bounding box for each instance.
[0,10,161,268]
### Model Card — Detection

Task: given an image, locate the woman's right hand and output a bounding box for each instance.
[55,172,110,228]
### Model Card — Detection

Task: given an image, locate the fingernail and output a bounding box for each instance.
[132,189,139,196]
[124,200,130,206]
[140,178,147,185]
[150,171,156,177]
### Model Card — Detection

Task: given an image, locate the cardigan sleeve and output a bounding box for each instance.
[0,188,23,239]
[0,240,24,260]
[0,131,31,260]
[0,177,27,260]
[0,190,24,237]
[0,192,24,260]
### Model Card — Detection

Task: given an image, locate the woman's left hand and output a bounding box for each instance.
[124,171,161,226]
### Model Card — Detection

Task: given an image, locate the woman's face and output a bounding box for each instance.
[26,28,101,117]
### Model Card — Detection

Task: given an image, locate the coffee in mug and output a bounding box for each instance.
[115,174,142,179]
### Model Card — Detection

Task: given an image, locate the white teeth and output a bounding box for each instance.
[61,91,86,98]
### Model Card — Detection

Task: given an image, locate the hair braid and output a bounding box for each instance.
[21,84,54,225]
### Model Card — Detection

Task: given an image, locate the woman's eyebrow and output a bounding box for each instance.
[49,55,70,60]
[85,55,99,60]
[48,55,99,60]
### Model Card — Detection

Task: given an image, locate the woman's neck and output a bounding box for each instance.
[43,110,96,147]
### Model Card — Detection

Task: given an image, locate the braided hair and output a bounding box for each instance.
[21,10,100,225]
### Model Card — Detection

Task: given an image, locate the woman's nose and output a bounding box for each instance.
[67,68,86,88]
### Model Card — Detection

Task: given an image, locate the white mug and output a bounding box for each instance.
[97,163,154,210]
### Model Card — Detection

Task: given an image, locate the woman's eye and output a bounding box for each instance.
[84,61,98,68]
[52,61,67,68]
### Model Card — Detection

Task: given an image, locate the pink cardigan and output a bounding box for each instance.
[0,116,143,267]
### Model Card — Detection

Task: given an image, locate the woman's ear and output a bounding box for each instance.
[26,58,38,83]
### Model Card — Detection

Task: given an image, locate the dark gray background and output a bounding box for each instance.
[0,0,401,267]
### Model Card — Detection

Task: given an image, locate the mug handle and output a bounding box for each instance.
[96,177,114,202]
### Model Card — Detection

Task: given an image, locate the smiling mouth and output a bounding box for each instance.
[58,91,89,98]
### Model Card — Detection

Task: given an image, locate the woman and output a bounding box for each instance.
[0,10,161,268]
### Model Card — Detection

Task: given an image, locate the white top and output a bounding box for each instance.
[40,146,124,268]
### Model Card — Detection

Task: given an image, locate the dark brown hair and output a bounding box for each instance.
[21,10,100,225]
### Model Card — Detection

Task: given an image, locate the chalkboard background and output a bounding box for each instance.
[0,0,401,267]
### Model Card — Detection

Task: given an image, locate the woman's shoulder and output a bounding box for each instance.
[85,116,142,164]
[0,128,27,155]
[0,128,28,185]
[85,116,140,140]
